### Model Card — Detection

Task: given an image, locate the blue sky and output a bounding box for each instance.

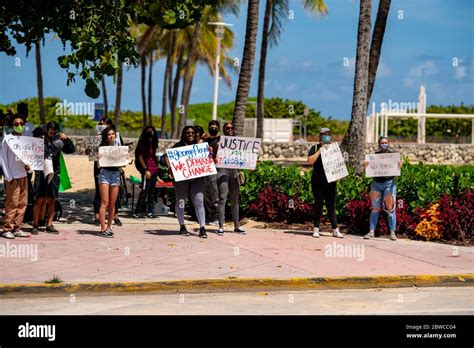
[0,0,473,120]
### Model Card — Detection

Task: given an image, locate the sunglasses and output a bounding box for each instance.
[225,127,234,130]
[13,122,25,126]
[186,131,195,135]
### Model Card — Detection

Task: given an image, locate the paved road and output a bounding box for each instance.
[1,287,472,315]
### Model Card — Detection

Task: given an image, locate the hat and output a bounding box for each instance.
[320,127,331,134]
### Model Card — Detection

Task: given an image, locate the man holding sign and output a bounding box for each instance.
[307,128,344,239]
[1,115,33,239]
[363,136,403,241]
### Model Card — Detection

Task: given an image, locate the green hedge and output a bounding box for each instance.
[240,161,473,221]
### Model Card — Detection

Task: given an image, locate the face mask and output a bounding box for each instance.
[96,125,107,135]
[209,129,218,136]
[322,135,331,144]
[380,143,389,151]
[13,125,25,134]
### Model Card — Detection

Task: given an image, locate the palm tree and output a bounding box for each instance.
[148,50,154,125]
[256,0,327,138]
[140,53,147,128]
[232,0,260,136]
[101,76,108,117]
[367,0,391,108]
[34,39,45,124]
[340,0,372,174]
[114,62,123,127]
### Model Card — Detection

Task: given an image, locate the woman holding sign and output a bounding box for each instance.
[364,136,402,241]
[307,128,343,239]
[165,126,208,238]
[96,126,123,238]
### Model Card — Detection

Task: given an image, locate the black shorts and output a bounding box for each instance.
[35,172,60,199]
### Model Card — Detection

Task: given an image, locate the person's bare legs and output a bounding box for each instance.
[99,183,110,232]
[46,198,55,227]
[107,186,119,230]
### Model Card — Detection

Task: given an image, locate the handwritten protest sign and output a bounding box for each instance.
[365,153,401,177]
[85,136,101,161]
[166,143,216,182]
[98,146,129,167]
[5,135,44,170]
[215,136,261,170]
[320,142,348,183]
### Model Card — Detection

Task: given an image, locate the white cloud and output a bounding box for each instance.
[453,65,467,81]
[403,60,439,87]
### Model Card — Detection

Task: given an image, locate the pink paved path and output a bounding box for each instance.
[0,216,472,284]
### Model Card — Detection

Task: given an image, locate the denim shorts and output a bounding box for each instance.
[98,168,121,186]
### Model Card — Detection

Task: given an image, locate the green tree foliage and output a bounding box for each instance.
[0,0,209,98]
[388,104,474,136]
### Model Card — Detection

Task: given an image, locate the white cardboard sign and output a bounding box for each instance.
[166,143,217,182]
[215,136,261,170]
[365,153,401,177]
[5,135,45,170]
[320,142,349,183]
[98,146,129,167]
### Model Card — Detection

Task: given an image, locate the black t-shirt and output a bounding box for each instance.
[308,144,328,184]
[206,136,220,159]
[373,148,396,183]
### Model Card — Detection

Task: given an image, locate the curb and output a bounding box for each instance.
[0,274,473,296]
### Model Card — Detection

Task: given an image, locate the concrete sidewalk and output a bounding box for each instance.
[0,215,472,289]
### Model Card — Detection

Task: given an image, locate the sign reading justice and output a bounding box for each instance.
[215,136,261,170]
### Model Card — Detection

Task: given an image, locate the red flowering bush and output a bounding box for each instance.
[248,186,313,223]
[436,191,473,241]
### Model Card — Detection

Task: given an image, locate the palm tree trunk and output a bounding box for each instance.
[180,23,200,133]
[35,40,45,124]
[171,44,184,139]
[167,32,176,113]
[232,0,260,136]
[340,0,372,174]
[140,53,147,128]
[148,51,153,126]
[256,0,272,139]
[114,62,123,127]
[101,76,108,117]
[367,0,391,108]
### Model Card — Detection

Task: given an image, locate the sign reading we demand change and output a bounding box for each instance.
[4,135,45,170]
[166,142,217,182]
[216,136,261,170]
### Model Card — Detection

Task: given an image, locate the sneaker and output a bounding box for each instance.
[390,231,397,241]
[217,228,224,236]
[114,218,123,226]
[93,219,100,226]
[45,225,59,234]
[208,220,219,226]
[312,227,320,238]
[199,227,208,239]
[179,225,190,236]
[98,229,113,238]
[146,213,156,218]
[31,226,39,235]
[234,227,246,234]
[364,230,375,239]
[13,230,30,238]
[3,231,15,239]
[332,228,343,238]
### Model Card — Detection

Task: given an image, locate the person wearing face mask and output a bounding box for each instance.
[133,126,164,217]
[214,122,245,235]
[1,115,32,239]
[363,136,402,241]
[203,120,220,226]
[89,118,123,226]
[31,122,75,235]
[307,128,343,239]
[164,126,207,238]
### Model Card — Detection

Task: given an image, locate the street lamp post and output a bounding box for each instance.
[208,22,233,121]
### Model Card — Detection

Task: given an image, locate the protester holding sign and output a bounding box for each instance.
[363,136,403,241]
[307,127,343,239]
[96,126,127,237]
[214,122,246,235]
[203,120,220,226]
[1,115,32,239]
[88,118,123,227]
[31,122,75,235]
[164,126,208,238]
